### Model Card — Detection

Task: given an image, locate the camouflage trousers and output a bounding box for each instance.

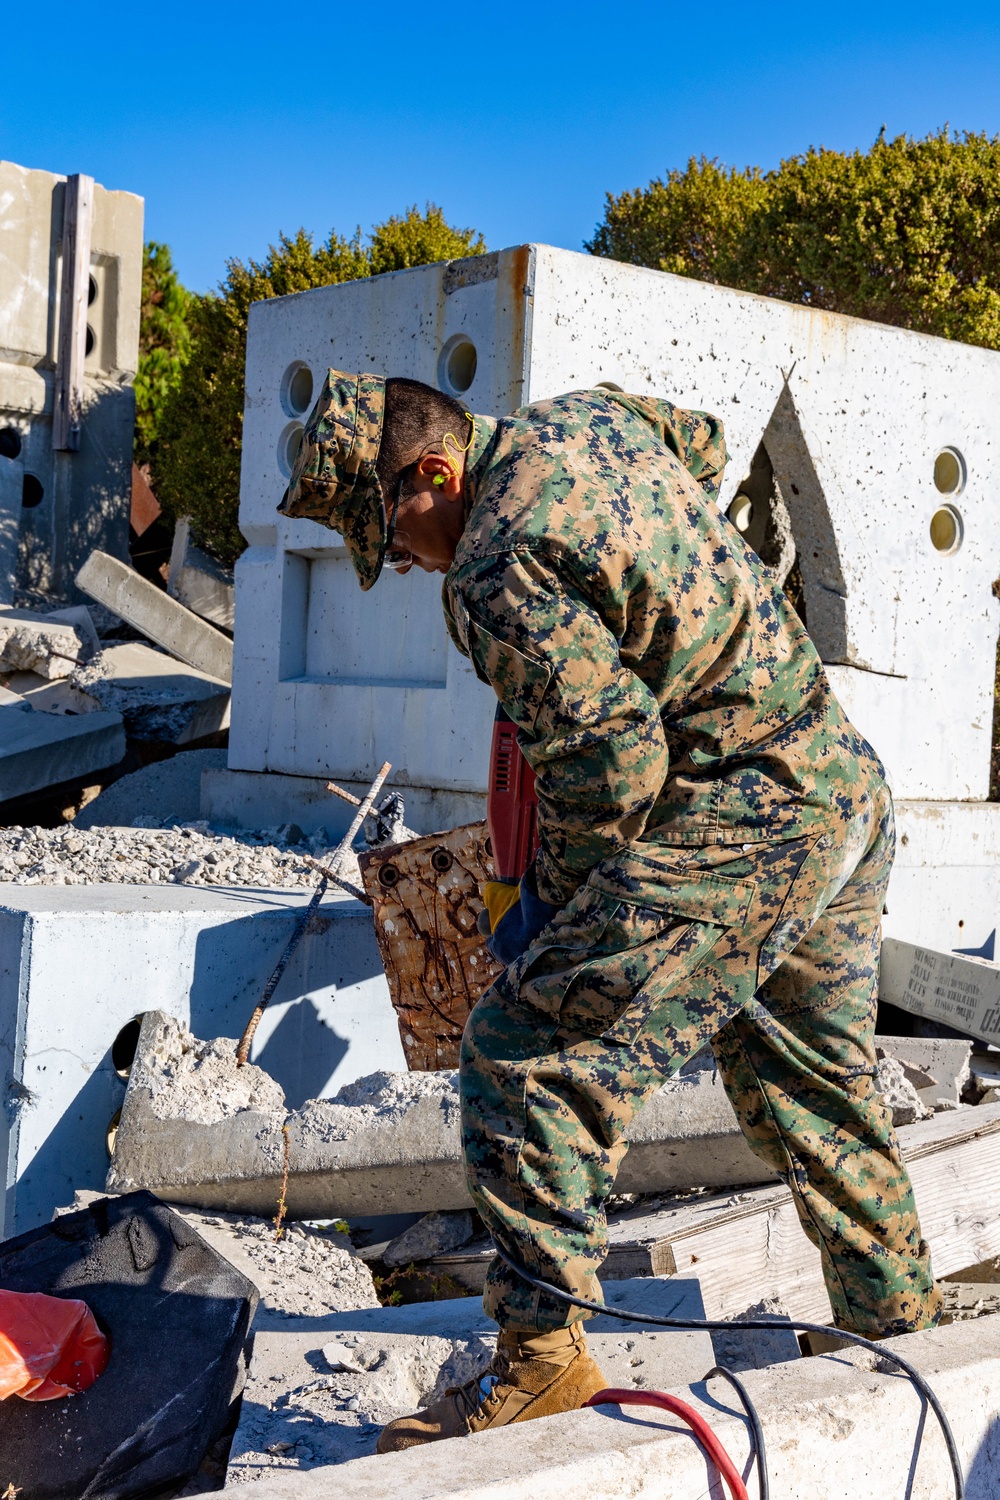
[460,779,941,1336]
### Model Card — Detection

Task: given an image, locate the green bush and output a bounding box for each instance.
[148,206,485,565]
[588,129,1000,350]
[134,242,194,463]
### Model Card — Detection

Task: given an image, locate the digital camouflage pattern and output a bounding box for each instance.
[445,390,864,907]
[449,388,939,1336]
[277,369,388,590]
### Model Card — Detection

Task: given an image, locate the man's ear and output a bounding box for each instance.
[415,453,463,499]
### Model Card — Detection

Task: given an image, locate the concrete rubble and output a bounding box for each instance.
[106,1011,989,1222]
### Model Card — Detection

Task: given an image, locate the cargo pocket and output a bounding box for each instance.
[517,851,754,1044]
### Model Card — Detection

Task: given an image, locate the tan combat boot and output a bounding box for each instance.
[376,1323,608,1453]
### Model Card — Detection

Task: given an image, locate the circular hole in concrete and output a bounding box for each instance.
[0,427,22,460]
[437,335,477,396]
[106,1109,121,1160]
[431,848,453,873]
[934,447,965,495]
[85,324,96,357]
[728,494,754,533]
[378,863,400,889]
[280,362,314,418]
[22,474,43,508]
[277,421,304,478]
[88,274,98,306]
[930,504,963,554]
[112,1016,144,1079]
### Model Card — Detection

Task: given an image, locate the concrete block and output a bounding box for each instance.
[382,1210,474,1268]
[0,611,89,678]
[168,517,236,630]
[225,1278,722,1482]
[107,1017,785,1220]
[220,1314,1000,1500]
[0,698,124,802]
[0,160,142,602]
[880,938,1000,1046]
[75,747,229,828]
[73,640,231,744]
[231,245,1000,847]
[77,550,233,682]
[201,765,486,841]
[3,669,102,715]
[0,885,401,1238]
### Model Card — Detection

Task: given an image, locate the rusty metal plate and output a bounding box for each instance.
[358,821,503,1071]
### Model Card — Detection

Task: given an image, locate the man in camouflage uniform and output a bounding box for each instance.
[280,369,941,1452]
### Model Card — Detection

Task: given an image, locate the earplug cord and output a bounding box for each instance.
[492,1246,963,1500]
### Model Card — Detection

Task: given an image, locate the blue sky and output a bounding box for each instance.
[5,2,1000,293]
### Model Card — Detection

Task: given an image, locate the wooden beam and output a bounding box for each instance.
[52,173,94,452]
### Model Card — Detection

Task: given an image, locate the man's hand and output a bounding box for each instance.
[479,868,559,967]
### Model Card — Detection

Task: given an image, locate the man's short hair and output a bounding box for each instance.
[376,378,472,500]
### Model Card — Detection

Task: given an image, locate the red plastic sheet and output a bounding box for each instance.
[0,1288,109,1401]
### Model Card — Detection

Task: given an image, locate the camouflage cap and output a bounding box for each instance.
[277,369,388,590]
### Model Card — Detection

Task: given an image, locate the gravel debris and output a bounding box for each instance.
[0,820,356,890]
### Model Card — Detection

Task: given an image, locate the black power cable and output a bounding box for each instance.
[493,1245,963,1500]
[705,1365,770,1500]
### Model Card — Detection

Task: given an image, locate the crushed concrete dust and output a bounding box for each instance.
[295,1069,461,1143]
[174,1207,381,1320]
[143,1014,286,1125]
[0,820,357,890]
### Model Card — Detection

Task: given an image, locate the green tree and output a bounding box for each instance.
[150,206,485,564]
[133,242,194,461]
[587,129,1000,351]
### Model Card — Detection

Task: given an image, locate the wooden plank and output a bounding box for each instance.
[431,1103,1000,1320]
[52,173,94,452]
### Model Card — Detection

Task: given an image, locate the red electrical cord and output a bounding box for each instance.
[585,1387,750,1500]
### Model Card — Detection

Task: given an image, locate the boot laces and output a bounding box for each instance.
[448,1352,509,1424]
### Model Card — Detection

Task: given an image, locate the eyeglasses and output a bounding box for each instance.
[383,476,413,572]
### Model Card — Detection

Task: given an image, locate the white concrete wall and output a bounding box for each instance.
[0,160,143,600]
[234,242,1000,811]
[0,884,400,1236]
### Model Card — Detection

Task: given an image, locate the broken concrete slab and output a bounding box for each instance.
[77,549,233,683]
[381,1210,475,1269]
[223,1312,1000,1500]
[106,1014,785,1220]
[2,669,102,715]
[74,747,229,828]
[0,610,91,678]
[72,640,231,744]
[0,698,125,803]
[880,936,1000,1047]
[224,1278,725,1482]
[0,886,402,1237]
[169,517,236,631]
[875,1051,932,1124]
[0,1189,258,1500]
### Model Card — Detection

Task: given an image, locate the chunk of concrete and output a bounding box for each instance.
[875,1051,932,1124]
[76,549,233,683]
[169,517,236,631]
[382,1210,475,1268]
[0,610,91,679]
[0,885,402,1237]
[106,1013,780,1220]
[74,747,229,828]
[225,1278,721,1482]
[73,640,230,744]
[0,1190,257,1500]
[2,669,103,715]
[0,698,124,802]
[877,1033,973,1107]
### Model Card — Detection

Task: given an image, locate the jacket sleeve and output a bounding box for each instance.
[451,549,669,907]
[601,392,728,502]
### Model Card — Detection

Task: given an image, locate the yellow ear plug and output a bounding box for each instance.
[432,474,446,486]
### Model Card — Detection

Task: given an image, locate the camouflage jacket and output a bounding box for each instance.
[443,391,876,907]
